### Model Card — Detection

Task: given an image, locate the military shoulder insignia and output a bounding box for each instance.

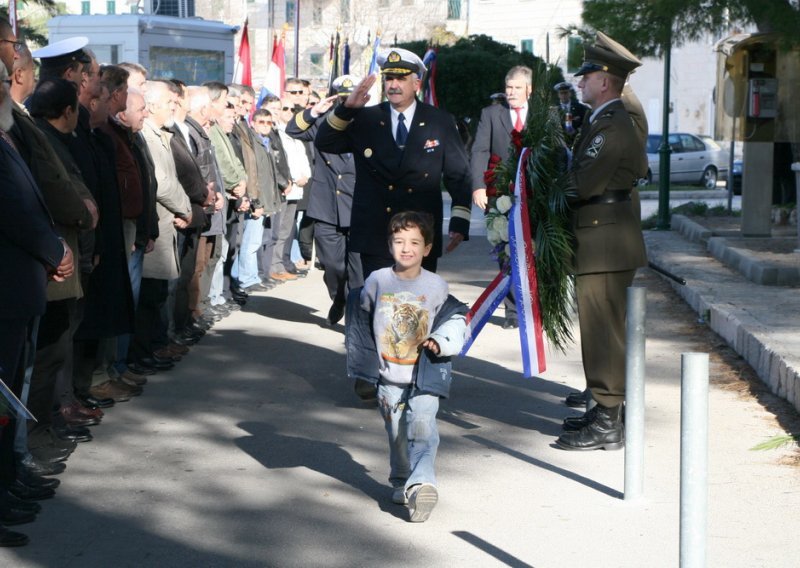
[586,134,605,158]
[388,51,401,63]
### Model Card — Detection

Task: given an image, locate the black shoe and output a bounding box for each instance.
[556,404,624,451]
[562,405,599,432]
[126,363,157,376]
[3,491,42,514]
[0,509,36,526]
[0,526,29,547]
[564,389,589,408]
[29,445,71,465]
[502,316,519,329]
[8,480,56,501]
[17,453,66,476]
[326,301,346,326]
[137,357,174,371]
[75,393,116,409]
[244,282,273,292]
[29,427,77,453]
[17,468,60,490]
[53,425,93,443]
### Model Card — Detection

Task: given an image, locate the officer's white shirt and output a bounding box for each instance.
[390,100,417,142]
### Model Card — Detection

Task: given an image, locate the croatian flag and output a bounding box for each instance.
[460,148,546,377]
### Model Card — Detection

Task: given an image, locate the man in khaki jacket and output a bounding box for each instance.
[133,80,191,368]
[556,32,648,452]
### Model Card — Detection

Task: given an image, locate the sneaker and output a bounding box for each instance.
[407,483,438,522]
[391,487,408,505]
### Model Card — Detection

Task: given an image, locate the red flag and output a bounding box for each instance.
[234,19,252,86]
[265,30,286,97]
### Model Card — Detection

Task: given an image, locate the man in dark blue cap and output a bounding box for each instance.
[315,48,472,278]
[555,32,648,452]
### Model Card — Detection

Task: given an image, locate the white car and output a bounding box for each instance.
[646,133,729,189]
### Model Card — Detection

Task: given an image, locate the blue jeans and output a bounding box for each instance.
[232,214,264,288]
[377,383,440,491]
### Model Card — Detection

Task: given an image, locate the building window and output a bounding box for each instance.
[340,0,349,22]
[312,1,323,25]
[310,53,324,76]
[152,0,195,17]
[567,35,583,73]
[107,1,115,14]
[286,1,296,24]
[81,1,91,14]
[447,0,461,19]
[521,39,533,54]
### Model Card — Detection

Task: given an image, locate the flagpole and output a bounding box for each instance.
[293,0,301,77]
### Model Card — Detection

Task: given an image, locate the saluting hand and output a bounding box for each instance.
[343,74,377,109]
[312,95,337,117]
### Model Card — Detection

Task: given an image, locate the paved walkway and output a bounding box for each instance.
[2,234,799,567]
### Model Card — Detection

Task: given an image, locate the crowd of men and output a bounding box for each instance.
[0,21,365,546]
[0,20,647,543]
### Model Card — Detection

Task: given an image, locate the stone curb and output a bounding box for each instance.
[647,218,800,413]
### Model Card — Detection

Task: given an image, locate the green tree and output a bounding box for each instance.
[1,0,60,46]
[398,35,564,131]
[578,0,800,57]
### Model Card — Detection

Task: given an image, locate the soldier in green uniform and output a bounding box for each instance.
[556,32,648,451]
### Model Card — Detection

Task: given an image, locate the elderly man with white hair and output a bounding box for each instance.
[130,80,191,371]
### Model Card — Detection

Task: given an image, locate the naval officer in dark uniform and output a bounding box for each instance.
[314,48,472,278]
[286,75,363,325]
[556,32,648,452]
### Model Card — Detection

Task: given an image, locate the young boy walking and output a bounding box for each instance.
[346,211,468,522]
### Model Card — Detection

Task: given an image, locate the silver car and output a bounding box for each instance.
[646,133,729,189]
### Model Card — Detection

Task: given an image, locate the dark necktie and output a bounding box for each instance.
[513,107,524,132]
[396,112,408,148]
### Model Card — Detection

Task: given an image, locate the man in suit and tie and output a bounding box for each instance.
[315,48,472,278]
[470,65,533,329]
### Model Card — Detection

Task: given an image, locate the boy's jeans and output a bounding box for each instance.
[377,383,439,492]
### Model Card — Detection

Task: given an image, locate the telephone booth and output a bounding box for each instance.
[714,33,800,236]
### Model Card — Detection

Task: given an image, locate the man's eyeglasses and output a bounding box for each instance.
[0,39,25,53]
[255,120,273,126]
[282,106,293,111]
[286,90,304,95]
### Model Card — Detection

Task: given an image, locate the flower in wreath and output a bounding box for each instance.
[483,153,503,192]
[495,194,513,214]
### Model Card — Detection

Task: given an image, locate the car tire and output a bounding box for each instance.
[701,166,717,189]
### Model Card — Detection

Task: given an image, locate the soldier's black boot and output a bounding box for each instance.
[562,404,598,432]
[556,403,624,451]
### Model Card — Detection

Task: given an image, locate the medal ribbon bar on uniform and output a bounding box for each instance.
[460,148,546,376]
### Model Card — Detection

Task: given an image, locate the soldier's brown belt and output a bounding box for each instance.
[578,190,631,207]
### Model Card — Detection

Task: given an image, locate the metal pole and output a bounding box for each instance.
[293,0,301,77]
[680,352,709,568]
[727,116,735,213]
[656,30,672,230]
[624,286,646,501]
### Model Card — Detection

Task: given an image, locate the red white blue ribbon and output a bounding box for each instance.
[460,148,546,377]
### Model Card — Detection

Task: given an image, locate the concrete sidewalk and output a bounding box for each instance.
[2,236,799,567]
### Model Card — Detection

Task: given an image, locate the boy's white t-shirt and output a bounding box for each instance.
[360,267,449,386]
